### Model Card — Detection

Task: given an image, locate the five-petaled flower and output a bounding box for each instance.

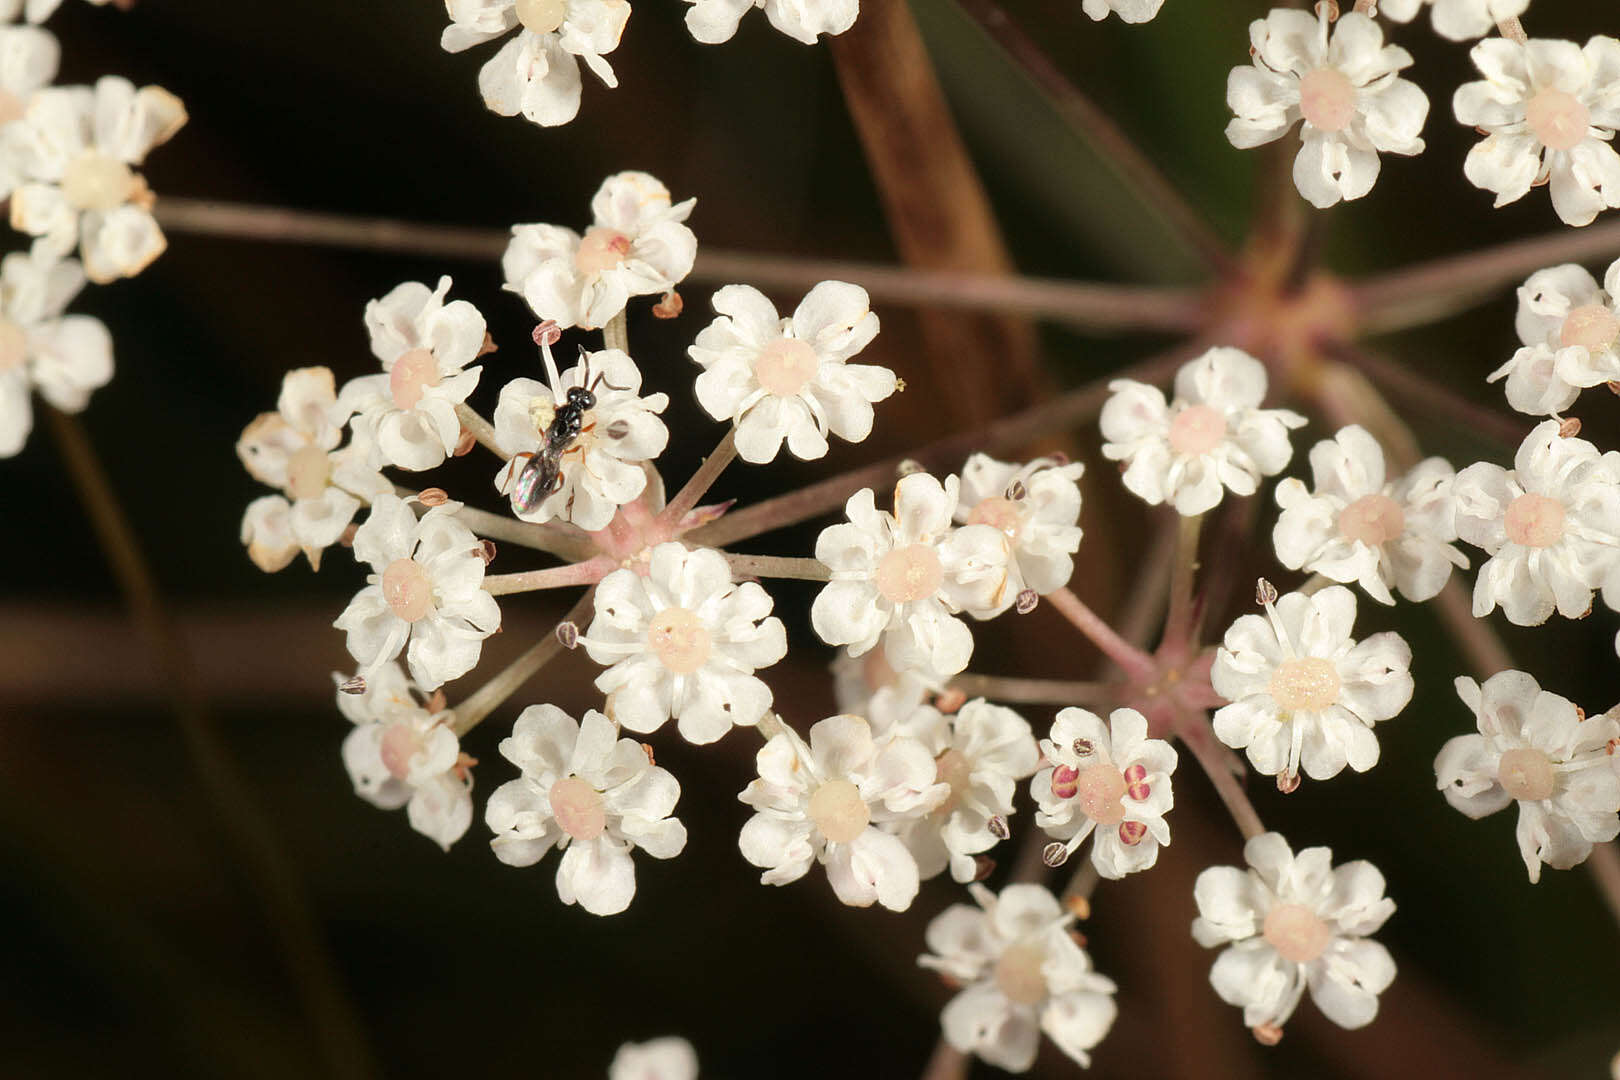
[951,453,1085,613]
[1490,260,1620,416]
[683,0,857,45]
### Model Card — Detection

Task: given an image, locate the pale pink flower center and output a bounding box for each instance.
[1498,746,1556,802]
[1076,762,1127,825]
[390,347,441,410]
[1168,404,1227,456]
[647,605,712,674]
[1299,68,1357,133]
[993,942,1049,1006]
[378,722,424,780]
[1560,303,1619,351]
[934,749,973,813]
[0,318,27,373]
[968,496,1023,540]
[753,338,819,397]
[285,445,331,501]
[1526,88,1590,152]
[575,227,633,276]
[550,776,607,841]
[1503,493,1565,548]
[1262,902,1332,965]
[61,151,135,212]
[0,89,23,128]
[382,557,435,622]
[808,778,869,844]
[514,0,568,34]
[1338,493,1405,547]
[875,543,943,604]
[1269,657,1341,712]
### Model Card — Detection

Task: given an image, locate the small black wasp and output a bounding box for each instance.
[503,324,627,514]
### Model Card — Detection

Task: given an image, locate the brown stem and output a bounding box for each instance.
[1162,512,1205,652]
[454,403,505,459]
[723,553,831,581]
[1175,712,1265,841]
[151,197,1198,334]
[662,428,737,529]
[918,1042,968,1080]
[947,673,1122,706]
[483,556,615,595]
[953,0,1231,274]
[1584,841,1620,933]
[1335,345,1529,452]
[450,588,597,736]
[1047,587,1156,680]
[46,409,376,1080]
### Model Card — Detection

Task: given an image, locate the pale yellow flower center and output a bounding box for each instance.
[378,721,424,780]
[1268,657,1341,712]
[515,0,568,34]
[0,318,28,373]
[382,557,435,623]
[61,151,136,212]
[575,226,633,276]
[993,942,1049,1005]
[1526,88,1590,152]
[1299,68,1356,133]
[1560,303,1619,351]
[1498,746,1556,802]
[753,338,819,397]
[875,543,943,604]
[550,776,607,841]
[1076,762,1127,825]
[967,496,1023,540]
[648,606,712,674]
[1168,404,1227,456]
[808,779,869,844]
[1503,493,1565,548]
[390,347,441,410]
[1338,493,1405,547]
[285,445,331,501]
[1262,902,1332,965]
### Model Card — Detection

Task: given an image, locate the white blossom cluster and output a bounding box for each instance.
[0,1,184,457]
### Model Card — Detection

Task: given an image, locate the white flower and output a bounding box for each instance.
[0,248,109,458]
[440,0,629,128]
[1081,0,1162,24]
[1225,10,1427,209]
[0,24,58,196]
[683,0,856,45]
[811,472,1011,678]
[1032,707,1176,879]
[7,76,186,282]
[332,277,486,472]
[237,366,390,572]
[689,281,895,464]
[1101,346,1306,517]
[1273,425,1467,605]
[1490,261,1620,416]
[503,171,696,331]
[1453,36,1620,227]
[738,714,946,911]
[491,347,668,531]
[830,642,941,715]
[608,1037,698,1080]
[0,0,113,23]
[1378,0,1528,42]
[582,542,786,744]
[1436,671,1620,883]
[1211,586,1413,783]
[1192,833,1396,1031]
[953,453,1085,608]
[875,697,1040,884]
[486,705,687,916]
[333,493,501,691]
[919,883,1117,1071]
[336,661,473,850]
[1454,420,1620,626]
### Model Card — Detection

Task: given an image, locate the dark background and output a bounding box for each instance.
[3,1,1618,1077]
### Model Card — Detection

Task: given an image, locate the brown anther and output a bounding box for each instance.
[418,487,450,507]
[426,689,448,714]
[641,742,656,765]
[1067,929,1089,949]
[1006,480,1028,501]
[477,331,499,357]
[934,688,967,714]
[897,458,926,477]
[532,321,563,348]
[1015,589,1040,615]
[339,523,359,548]
[1256,578,1279,606]
[1064,895,1091,921]
[972,855,997,881]
[1042,842,1070,868]
[893,378,906,392]
[453,428,477,456]
[1558,416,1583,438]
[652,290,684,319]
[452,751,478,782]
[338,675,367,696]
[477,539,497,564]
[937,973,963,991]
[556,620,580,649]
[1252,1023,1284,1047]
[1277,771,1302,794]
[1314,0,1338,19]
[987,815,1010,841]
[1072,738,1095,757]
